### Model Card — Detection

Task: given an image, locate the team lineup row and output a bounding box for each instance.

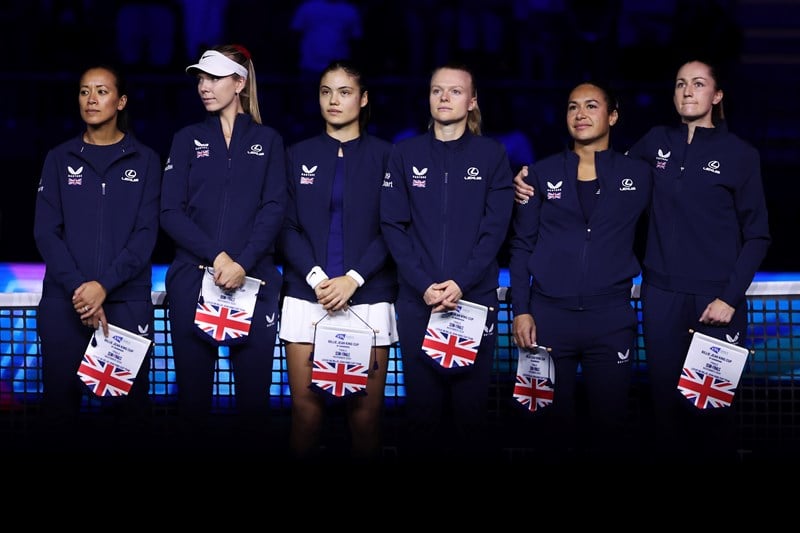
[31,44,769,464]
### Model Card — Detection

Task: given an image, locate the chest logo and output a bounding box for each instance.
[122,169,139,182]
[619,177,636,191]
[702,160,721,174]
[546,180,562,200]
[464,166,482,180]
[656,148,671,170]
[194,139,210,158]
[67,165,83,185]
[300,163,317,185]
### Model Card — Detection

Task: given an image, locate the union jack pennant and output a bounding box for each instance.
[194,303,252,342]
[677,368,736,408]
[311,361,369,397]
[513,375,554,413]
[77,354,135,397]
[422,328,479,369]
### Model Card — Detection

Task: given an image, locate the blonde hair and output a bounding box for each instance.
[213,44,262,124]
[429,63,482,135]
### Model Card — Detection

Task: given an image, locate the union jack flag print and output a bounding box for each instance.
[194,303,252,342]
[513,375,554,412]
[77,354,135,396]
[677,367,736,408]
[422,328,479,369]
[311,361,369,397]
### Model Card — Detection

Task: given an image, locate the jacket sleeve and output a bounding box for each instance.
[722,147,771,306]
[159,130,219,263]
[279,145,317,278]
[452,146,514,294]
[350,224,392,283]
[507,169,541,316]
[349,147,393,282]
[235,133,288,272]
[380,146,435,295]
[97,146,161,293]
[33,149,84,293]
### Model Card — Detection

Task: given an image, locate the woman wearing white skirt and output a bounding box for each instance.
[279,59,398,462]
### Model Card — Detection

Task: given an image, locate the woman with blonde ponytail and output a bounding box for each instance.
[160,44,288,450]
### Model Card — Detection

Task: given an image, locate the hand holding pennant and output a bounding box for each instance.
[194,265,263,346]
[310,309,377,398]
[513,345,555,413]
[677,329,751,409]
[422,299,488,370]
[77,322,153,397]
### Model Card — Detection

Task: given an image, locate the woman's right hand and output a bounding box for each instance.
[213,251,246,290]
[315,276,358,313]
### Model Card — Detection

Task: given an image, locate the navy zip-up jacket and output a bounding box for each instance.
[34,133,161,301]
[160,114,287,283]
[627,121,770,307]
[280,132,397,304]
[509,149,652,314]
[380,129,513,298]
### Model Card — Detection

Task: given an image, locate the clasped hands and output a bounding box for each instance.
[72,280,108,335]
[213,251,246,291]
[424,280,462,313]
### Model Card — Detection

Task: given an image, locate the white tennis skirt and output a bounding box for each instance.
[279,296,399,346]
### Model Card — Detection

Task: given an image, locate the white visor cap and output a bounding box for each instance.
[186,50,248,79]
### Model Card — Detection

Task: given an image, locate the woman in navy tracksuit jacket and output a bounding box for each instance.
[160,45,287,443]
[33,65,161,439]
[627,60,770,461]
[381,64,513,461]
[509,82,652,461]
[279,60,398,461]
[280,133,396,307]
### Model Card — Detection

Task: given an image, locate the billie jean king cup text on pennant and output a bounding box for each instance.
[311,322,375,398]
[514,345,555,413]
[77,323,153,397]
[194,266,262,345]
[422,299,488,370]
[678,330,750,409]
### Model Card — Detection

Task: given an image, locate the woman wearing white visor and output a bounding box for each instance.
[160,44,288,451]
